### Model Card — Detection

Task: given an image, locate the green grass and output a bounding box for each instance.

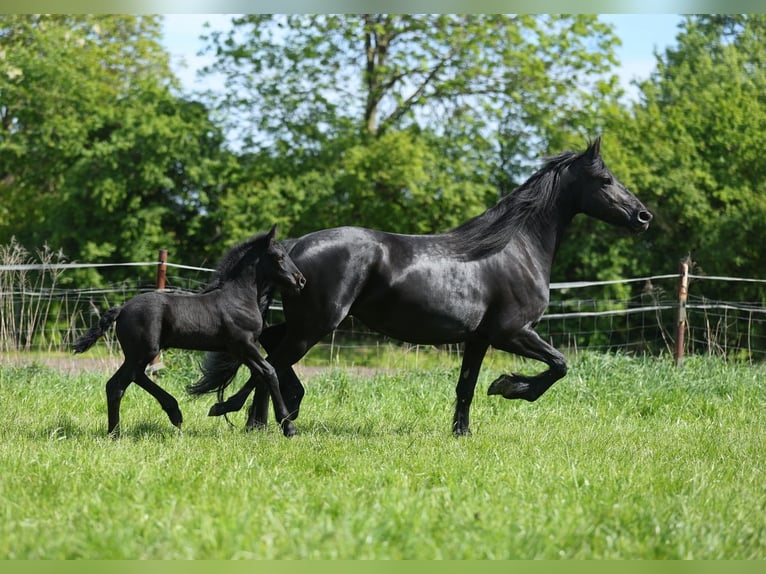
[0,351,764,558]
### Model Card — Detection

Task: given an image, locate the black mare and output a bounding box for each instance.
[73,225,306,436]
[190,138,652,436]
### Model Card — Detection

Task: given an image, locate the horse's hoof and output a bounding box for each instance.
[208,403,227,417]
[281,421,297,438]
[487,374,529,399]
[452,426,472,437]
[245,421,268,432]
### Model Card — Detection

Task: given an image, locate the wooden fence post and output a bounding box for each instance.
[675,256,690,367]
[148,249,168,375]
[156,249,167,291]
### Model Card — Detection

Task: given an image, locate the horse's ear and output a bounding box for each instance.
[267,224,278,243]
[586,136,602,160]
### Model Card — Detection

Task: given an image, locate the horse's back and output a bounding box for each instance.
[283,227,386,324]
[283,226,490,343]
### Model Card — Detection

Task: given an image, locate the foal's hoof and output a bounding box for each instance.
[169,410,183,429]
[487,374,530,400]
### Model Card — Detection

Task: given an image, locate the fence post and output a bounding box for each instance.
[156,249,168,291]
[148,249,168,375]
[674,256,690,367]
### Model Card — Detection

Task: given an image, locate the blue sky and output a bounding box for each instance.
[160,14,685,100]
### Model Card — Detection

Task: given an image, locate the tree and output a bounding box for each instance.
[201,14,621,239]
[601,15,766,294]
[0,15,227,280]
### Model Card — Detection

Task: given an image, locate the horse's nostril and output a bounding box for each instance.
[638,210,652,224]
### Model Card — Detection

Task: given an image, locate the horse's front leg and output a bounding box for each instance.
[487,326,568,402]
[452,338,489,436]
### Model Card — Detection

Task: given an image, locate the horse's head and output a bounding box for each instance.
[261,224,307,295]
[572,137,652,233]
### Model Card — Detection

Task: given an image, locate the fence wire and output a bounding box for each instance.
[2,257,766,362]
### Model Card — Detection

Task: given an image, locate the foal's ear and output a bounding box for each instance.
[267,224,278,243]
[586,136,602,160]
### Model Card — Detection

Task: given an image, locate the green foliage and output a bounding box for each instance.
[600,15,766,295]
[202,14,621,240]
[0,15,228,281]
[0,353,764,558]
[215,130,498,238]
[3,13,766,297]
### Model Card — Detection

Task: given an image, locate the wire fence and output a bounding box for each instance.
[2,242,766,363]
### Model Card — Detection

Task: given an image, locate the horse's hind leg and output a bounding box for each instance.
[242,348,296,437]
[452,338,489,436]
[246,382,270,431]
[134,370,183,430]
[105,362,134,437]
[260,323,305,421]
[487,326,568,401]
[208,382,252,417]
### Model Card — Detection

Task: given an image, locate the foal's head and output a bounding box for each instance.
[213,225,306,295]
[569,137,652,233]
[257,225,306,295]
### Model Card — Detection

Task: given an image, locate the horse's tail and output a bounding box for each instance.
[72,306,122,354]
[187,351,241,397]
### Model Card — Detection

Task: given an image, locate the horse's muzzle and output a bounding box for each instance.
[632,209,652,232]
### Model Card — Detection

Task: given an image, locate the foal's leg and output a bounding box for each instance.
[246,355,295,437]
[487,326,568,401]
[206,324,282,419]
[242,348,297,437]
[259,323,305,422]
[105,362,134,437]
[208,323,305,425]
[452,338,489,436]
[134,370,183,430]
[245,328,319,431]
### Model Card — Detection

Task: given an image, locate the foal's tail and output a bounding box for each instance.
[186,351,241,399]
[72,306,122,354]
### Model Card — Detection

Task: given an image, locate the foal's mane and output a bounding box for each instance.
[205,231,271,290]
[447,146,607,259]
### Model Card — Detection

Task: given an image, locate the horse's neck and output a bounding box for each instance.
[503,190,577,280]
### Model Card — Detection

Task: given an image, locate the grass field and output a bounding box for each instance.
[0,350,764,559]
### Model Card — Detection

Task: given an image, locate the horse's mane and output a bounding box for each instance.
[205,231,271,290]
[446,147,606,259]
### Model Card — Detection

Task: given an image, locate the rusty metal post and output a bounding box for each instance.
[148,249,168,375]
[675,257,690,367]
